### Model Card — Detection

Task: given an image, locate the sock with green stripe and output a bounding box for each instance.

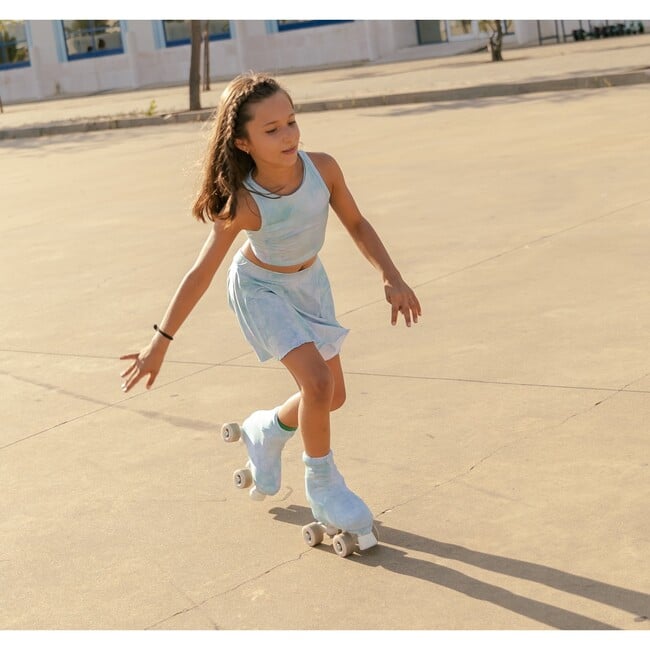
[275,411,297,432]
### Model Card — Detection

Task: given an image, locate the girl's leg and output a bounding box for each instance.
[277,352,346,434]
[230,347,343,498]
[279,343,341,457]
[281,343,376,546]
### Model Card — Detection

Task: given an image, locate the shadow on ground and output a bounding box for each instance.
[270,504,650,630]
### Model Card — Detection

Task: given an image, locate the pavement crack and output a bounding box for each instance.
[0,364,217,451]
[345,370,650,395]
[340,196,650,320]
[376,372,647,520]
[589,370,650,407]
[220,363,650,395]
[145,561,221,630]
[145,605,203,630]
[147,550,311,629]
[210,550,311,601]
[0,347,215,365]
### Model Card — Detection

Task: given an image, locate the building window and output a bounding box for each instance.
[448,20,475,38]
[478,20,515,36]
[62,20,124,60]
[276,20,353,32]
[441,20,514,41]
[0,20,30,69]
[162,20,231,47]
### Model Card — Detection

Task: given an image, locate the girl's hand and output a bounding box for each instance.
[119,339,169,393]
[384,278,422,327]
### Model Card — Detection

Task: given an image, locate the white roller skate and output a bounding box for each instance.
[221,408,295,501]
[301,451,379,558]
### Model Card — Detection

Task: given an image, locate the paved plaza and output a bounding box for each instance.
[1,36,649,634]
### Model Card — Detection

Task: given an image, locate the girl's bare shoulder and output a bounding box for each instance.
[305,151,343,188]
[231,187,262,231]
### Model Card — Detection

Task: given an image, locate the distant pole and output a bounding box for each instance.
[203,21,211,91]
[189,20,202,111]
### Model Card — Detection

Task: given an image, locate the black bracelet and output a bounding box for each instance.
[153,324,174,341]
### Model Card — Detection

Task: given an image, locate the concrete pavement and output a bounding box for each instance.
[1,32,649,634]
[1,33,650,139]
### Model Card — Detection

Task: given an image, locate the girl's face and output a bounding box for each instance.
[235,91,300,168]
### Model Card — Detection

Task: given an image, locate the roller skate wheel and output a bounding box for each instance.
[332,532,355,558]
[221,422,241,443]
[233,467,252,489]
[302,523,325,547]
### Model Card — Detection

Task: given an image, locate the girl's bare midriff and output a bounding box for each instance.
[241,240,317,274]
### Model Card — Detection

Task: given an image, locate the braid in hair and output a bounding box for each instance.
[192,72,291,224]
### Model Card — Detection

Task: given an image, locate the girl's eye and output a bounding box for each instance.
[265,121,296,134]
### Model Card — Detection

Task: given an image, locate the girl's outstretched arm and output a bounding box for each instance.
[317,153,422,327]
[120,217,243,392]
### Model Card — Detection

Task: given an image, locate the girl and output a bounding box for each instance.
[120,72,421,555]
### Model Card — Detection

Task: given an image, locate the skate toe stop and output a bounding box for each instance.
[357,532,378,551]
[249,486,267,501]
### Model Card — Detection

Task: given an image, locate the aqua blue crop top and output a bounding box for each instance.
[243,151,330,266]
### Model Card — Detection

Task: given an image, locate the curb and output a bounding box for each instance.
[1,69,649,141]
[296,69,650,112]
[0,109,215,141]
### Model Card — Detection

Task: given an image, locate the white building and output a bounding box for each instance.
[0,19,646,104]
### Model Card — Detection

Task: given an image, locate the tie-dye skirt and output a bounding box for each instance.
[227,249,349,362]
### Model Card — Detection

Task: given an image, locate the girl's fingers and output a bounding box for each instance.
[145,371,158,390]
[122,371,140,393]
[121,363,143,392]
[387,287,421,327]
[413,298,422,321]
[121,371,133,392]
[120,353,139,378]
[399,302,411,327]
[120,363,136,378]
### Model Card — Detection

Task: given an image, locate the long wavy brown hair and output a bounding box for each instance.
[192,72,292,224]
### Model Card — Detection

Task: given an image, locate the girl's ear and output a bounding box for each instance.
[234,138,249,154]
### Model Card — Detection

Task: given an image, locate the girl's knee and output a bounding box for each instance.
[301,364,334,403]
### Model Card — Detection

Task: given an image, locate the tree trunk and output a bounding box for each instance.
[189,20,202,110]
[489,20,504,62]
[202,21,210,91]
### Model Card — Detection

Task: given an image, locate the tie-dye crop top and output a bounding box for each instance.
[243,151,331,266]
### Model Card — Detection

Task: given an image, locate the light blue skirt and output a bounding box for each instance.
[227,250,349,362]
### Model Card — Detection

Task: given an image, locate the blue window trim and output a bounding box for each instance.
[0,20,31,70]
[162,20,231,48]
[276,20,353,32]
[61,20,125,61]
[0,60,30,70]
[67,47,124,61]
